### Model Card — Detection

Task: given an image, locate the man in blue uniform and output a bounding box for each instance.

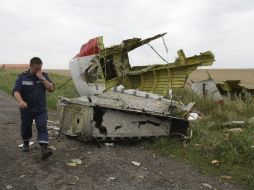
[13,57,55,160]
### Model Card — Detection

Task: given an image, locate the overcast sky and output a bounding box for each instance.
[0,0,253,69]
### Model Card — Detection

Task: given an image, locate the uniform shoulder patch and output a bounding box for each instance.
[21,70,28,75]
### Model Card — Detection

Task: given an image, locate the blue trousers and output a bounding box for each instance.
[20,111,48,144]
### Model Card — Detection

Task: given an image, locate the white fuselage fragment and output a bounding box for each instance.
[69,55,105,97]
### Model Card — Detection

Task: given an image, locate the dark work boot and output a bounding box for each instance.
[40,143,53,160]
[22,141,29,152]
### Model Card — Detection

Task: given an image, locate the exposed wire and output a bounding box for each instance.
[56,78,72,90]
[162,36,168,53]
[169,128,193,140]
[147,43,170,64]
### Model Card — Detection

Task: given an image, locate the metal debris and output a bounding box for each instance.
[49,145,57,151]
[104,143,114,147]
[201,183,213,189]
[5,185,14,190]
[66,162,77,167]
[191,73,223,103]
[136,175,145,179]
[211,160,219,165]
[47,125,60,131]
[57,90,190,141]
[66,159,83,167]
[57,33,215,141]
[70,33,215,97]
[220,175,232,180]
[107,177,116,182]
[131,161,141,167]
[71,159,82,165]
[192,73,254,102]
[187,112,199,121]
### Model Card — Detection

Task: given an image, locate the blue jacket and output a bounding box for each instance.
[13,70,53,113]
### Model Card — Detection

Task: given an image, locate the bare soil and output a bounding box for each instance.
[0,90,242,190]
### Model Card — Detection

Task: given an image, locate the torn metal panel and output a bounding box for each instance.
[216,80,254,100]
[126,50,214,95]
[100,33,167,55]
[69,33,215,97]
[92,110,171,138]
[192,78,223,102]
[60,102,94,138]
[57,90,190,141]
[216,80,242,95]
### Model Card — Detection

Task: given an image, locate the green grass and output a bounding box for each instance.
[0,70,78,109]
[147,88,254,189]
[1,70,254,189]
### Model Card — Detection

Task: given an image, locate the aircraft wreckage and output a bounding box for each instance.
[57,33,215,141]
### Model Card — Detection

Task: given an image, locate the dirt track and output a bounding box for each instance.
[0,90,242,190]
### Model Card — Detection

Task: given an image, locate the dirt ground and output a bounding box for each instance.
[0,90,243,190]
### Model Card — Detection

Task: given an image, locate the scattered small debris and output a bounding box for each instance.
[18,141,34,148]
[66,159,83,167]
[152,153,157,159]
[220,175,232,180]
[107,177,116,182]
[49,145,57,151]
[104,143,114,147]
[131,161,141,167]
[66,162,77,167]
[74,176,79,181]
[187,112,199,121]
[136,175,144,179]
[202,183,213,189]
[47,120,59,125]
[5,185,14,189]
[47,125,60,130]
[71,159,83,165]
[20,175,25,178]
[211,160,219,166]
[194,143,200,147]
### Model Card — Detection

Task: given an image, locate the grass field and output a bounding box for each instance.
[0,69,78,110]
[1,68,254,189]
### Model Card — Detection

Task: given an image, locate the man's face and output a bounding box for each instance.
[30,64,42,75]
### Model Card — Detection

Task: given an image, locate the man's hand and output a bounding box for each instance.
[18,100,27,109]
[14,91,27,109]
[36,69,43,80]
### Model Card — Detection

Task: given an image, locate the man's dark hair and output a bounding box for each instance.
[30,57,43,66]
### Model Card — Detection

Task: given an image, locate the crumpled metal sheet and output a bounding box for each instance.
[90,91,174,116]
